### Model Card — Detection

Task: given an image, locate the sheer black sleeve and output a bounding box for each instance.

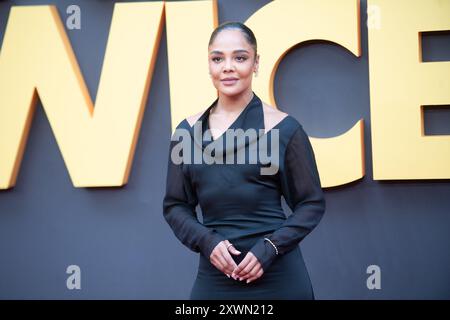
[249,124,326,272]
[162,126,226,259]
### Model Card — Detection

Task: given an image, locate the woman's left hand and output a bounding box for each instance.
[231,252,264,283]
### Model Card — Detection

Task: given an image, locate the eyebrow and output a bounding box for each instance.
[209,49,250,55]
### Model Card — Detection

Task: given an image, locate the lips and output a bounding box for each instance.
[221,78,239,85]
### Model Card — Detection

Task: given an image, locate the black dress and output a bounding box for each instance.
[163,91,326,300]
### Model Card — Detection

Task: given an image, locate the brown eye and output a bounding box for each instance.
[212,57,222,62]
[236,56,247,62]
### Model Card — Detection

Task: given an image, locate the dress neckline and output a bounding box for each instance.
[206,91,257,142]
[189,91,289,155]
[197,91,263,150]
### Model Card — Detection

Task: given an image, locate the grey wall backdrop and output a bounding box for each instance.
[0,0,449,299]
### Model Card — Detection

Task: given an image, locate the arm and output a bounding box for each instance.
[162,131,226,259]
[249,124,326,272]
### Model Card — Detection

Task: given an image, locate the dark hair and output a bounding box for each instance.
[208,21,257,59]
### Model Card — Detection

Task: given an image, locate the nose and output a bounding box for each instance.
[223,57,235,72]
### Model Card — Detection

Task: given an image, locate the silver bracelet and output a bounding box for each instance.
[264,237,279,255]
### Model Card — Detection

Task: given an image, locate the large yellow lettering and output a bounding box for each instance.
[165,0,218,134]
[368,0,450,179]
[0,3,164,189]
[1,0,448,189]
[247,0,363,187]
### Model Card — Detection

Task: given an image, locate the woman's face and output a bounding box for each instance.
[208,29,259,97]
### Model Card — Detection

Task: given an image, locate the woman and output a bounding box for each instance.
[163,21,325,300]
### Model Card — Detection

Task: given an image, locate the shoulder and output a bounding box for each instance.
[261,101,288,131]
[171,108,208,133]
[261,101,302,135]
[185,109,208,127]
[260,101,310,153]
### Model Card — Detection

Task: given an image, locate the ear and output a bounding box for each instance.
[254,54,260,70]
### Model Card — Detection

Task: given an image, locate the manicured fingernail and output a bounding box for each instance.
[226,274,230,278]
[246,279,250,283]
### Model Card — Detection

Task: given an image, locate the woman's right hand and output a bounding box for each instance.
[209,240,241,278]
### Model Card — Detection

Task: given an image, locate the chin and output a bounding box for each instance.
[219,86,246,97]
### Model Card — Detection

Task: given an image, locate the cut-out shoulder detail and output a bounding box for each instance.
[185,101,289,132]
[186,109,208,127]
[262,102,289,134]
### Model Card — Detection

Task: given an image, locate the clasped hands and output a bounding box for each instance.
[209,240,264,284]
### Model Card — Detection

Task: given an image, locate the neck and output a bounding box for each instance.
[213,89,254,114]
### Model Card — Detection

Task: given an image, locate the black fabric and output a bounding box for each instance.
[163,91,325,299]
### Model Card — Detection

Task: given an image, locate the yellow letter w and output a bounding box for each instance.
[0,3,164,189]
